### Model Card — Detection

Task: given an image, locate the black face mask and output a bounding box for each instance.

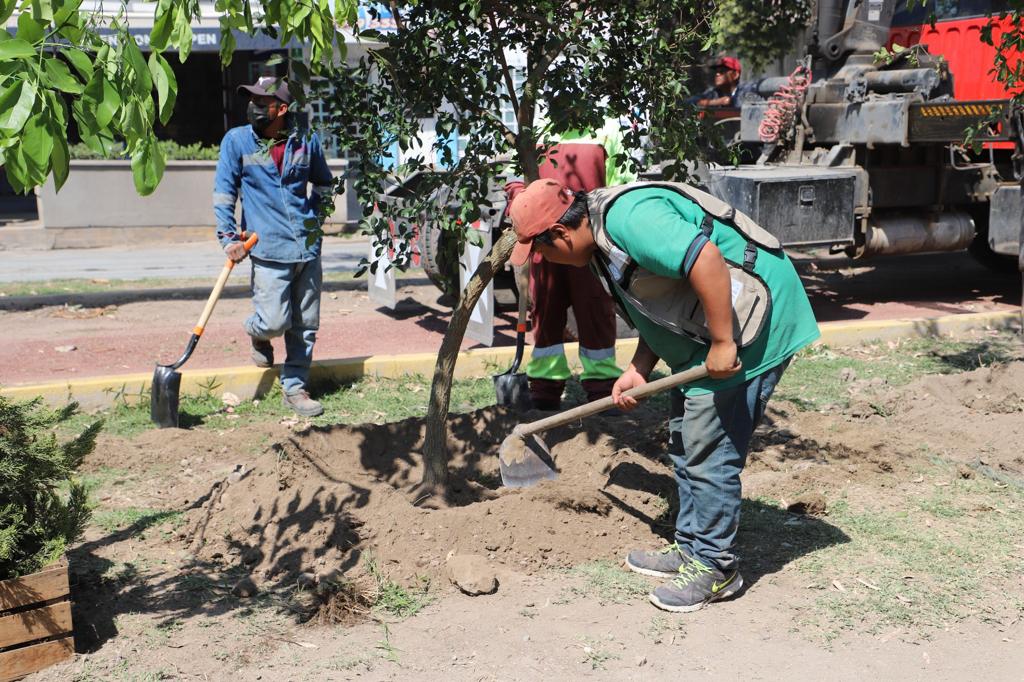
[247,101,273,133]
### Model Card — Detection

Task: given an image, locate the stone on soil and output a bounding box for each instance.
[232,576,259,598]
[446,554,498,596]
[786,493,828,516]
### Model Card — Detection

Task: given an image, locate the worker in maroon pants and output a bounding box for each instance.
[506,128,631,410]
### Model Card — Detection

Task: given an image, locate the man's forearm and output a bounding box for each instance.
[629,337,660,378]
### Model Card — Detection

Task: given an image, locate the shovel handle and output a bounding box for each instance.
[516,364,710,437]
[192,233,259,336]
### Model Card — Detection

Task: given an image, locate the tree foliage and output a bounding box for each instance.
[304,1,728,493]
[711,0,812,73]
[0,0,355,195]
[0,397,101,580]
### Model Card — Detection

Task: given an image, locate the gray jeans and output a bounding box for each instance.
[668,359,790,571]
[244,256,322,394]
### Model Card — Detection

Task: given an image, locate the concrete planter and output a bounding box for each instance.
[35,159,360,247]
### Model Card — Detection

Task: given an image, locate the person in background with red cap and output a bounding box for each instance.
[503,124,633,411]
[213,76,333,417]
[690,56,746,108]
[507,178,819,613]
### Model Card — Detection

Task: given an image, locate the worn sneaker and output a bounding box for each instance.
[625,542,693,579]
[283,389,323,417]
[251,338,274,368]
[649,558,743,613]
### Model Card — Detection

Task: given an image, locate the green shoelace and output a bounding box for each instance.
[672,557,712,588]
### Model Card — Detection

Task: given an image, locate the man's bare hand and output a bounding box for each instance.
[611,367,648,411]
[706,340,741,379]
[225,242,248,263]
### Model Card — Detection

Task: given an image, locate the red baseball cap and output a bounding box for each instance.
[507,179,576,266]
[716,56,741,73]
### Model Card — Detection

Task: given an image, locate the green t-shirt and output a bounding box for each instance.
[603,187,820,395]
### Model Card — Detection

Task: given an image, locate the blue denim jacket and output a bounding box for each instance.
[213,124,333,263]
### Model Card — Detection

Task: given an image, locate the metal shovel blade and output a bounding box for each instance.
[498,428,558,488]
[493,370,530,409]
[150,364,182,429]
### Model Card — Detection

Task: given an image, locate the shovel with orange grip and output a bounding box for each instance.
[150,232,259,428]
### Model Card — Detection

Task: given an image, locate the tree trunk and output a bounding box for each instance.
[418,228,517,497]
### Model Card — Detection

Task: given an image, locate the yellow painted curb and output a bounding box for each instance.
[2,309,1018,409]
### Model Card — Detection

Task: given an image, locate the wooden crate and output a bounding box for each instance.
[0,560,74,682]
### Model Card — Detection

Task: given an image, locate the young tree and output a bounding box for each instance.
[0,397,101,580]
[311,1,722,497]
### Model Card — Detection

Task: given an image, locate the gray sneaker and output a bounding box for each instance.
[283,389,323,417]
[625,542,692,578]
[649,558,743,613]
[251,338,274,368]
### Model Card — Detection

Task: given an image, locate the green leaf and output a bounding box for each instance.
[151,7,174,51]
[63,49,93,81]
[15,13,44,44]
[0,0,18,24]
[84,72,121,128]
[43,88,66,126]
[31,0,53,23]
[148,51,177,125]
[290,59,310,85]
[0,39,37,61]
[219,25,236,66]
[176,10,193,62]
[122,33,152,96]
[4,143,28,193]
[42,58,84,94]
[21,112,54,174]
[79,127,117,157]
[0,80,36,132]
[131,135,165,195]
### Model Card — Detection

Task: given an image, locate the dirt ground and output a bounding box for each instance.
[28,343,1024,681]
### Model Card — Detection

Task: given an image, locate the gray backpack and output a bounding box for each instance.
[587,182,781,348]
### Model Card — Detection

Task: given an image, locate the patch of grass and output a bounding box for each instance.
[66,374,498,438]
[792,463,1024,637]
[564,560,651,605]
[578,636,619,670]
[375,622,401,664]
[647,614,685,643]
[774,332,1023,411]
[366,556,432,619]
[91,507,184,536]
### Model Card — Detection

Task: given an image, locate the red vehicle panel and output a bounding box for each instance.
[889,1,1019,101]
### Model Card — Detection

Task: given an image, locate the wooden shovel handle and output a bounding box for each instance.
[516,364,710,437]
[192,233,259,336]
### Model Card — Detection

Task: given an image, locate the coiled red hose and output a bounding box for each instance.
[758,64,812,144]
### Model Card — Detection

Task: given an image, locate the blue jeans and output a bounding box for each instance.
[668,359,790,572]
[244,256,322,395]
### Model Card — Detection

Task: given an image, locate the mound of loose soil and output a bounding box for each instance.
[180,407,677,587]
[150,361,1024,593]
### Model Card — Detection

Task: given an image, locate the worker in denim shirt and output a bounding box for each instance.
[213,76,333,417]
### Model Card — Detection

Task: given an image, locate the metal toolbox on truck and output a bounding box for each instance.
[707,166,858,248]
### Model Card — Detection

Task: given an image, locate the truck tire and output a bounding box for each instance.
[420,219,458,296]
[967,209,1019,273]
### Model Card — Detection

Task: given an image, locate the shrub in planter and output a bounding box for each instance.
[68,140,220,161]
[0,397,102,580]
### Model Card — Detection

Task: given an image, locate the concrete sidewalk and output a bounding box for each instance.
[0,236,371,282]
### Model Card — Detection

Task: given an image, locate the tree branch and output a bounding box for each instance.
[487,11,521,121]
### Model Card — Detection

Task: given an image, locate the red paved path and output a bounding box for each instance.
[2,252,1020,386]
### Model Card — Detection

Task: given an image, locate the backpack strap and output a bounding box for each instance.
[743,241,758,273]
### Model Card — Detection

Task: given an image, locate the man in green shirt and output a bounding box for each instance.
[508,179,819,612]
